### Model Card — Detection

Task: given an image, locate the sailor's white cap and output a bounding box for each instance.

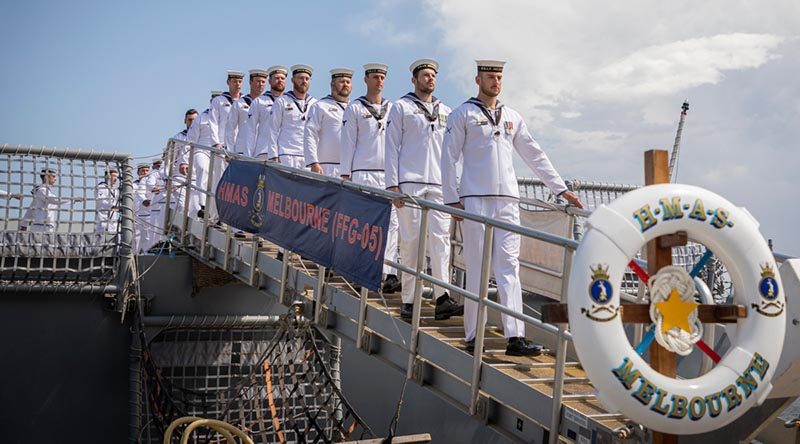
[211,90,223,98]
[267,65,288,77]
[151,157,163,164]
[476,60,506,73]
[249,68,269,79]
[291,64,313,76]
[363,63,388,75]
[330,68,354,79]
[136,162,151,170]
[40,168,57,175]
[409,58,438,74]
[227,70,245,79]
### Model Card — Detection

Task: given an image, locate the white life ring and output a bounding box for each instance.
[568,184,785,434]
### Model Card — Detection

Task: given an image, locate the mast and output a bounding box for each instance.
[668,100,690,182]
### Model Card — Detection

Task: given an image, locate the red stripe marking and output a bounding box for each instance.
[696,339,721,363]
[628,260,649,283]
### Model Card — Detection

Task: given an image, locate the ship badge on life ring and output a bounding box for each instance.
[582,264,619,322]
[753,263,784,317]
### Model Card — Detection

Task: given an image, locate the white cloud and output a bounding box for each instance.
[423,0,800,254]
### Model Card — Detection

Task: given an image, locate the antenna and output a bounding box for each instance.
[668,100,689,182]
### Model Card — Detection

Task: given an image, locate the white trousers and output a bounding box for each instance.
[351,170,398,276]
[134,210,151,253]
[320,163,340,178]
[397,184,451,304]
[148,205,165,250]
[188,152,209,219]
[279,155,306,169]
[462,197,524,341]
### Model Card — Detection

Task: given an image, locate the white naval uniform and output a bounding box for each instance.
[20,185,72,232]
[210,92,235,147]
[442,98,568,341]
[225,94,253,152]
[172,128,191,167]
[251,92,280,158]
[132,175,151,253]
[145,168,167,251]
[341,97,398,276]
[233,94,273,157]
[386,93,452,304]
[95,181,119,234]
[303,95,347,177]
[185,109,221,219]
[263,91,316,168]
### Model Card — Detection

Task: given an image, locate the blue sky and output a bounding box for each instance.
[1,0,798,255]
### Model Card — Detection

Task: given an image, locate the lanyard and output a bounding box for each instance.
[404,93,441,131]
[356,96,389,129]
[286,91,312,120]
[467,97,503,127]
[324,95,347,111]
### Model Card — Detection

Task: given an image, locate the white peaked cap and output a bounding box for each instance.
[363,63,388,75]
[137,162,151,170]
[409,58,438,74]
[211,90,223,97]
[226,70,245,79]
[151,157,163,164]
[267,65,289,76]
[291,64,314,76]
[330,68,355,78]
[249,69,269,78]
[476,60,506,72]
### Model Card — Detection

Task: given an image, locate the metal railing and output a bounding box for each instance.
[0,144,134,301]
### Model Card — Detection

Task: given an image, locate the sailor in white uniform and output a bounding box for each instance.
[132,163,151,253]
[145,157,167,251]
[211,70,243,149]
[20,169,83,232]
[386,59,462,321]
[304,67,353,177]
[250,65,288,158]
[442,60,583,356]
[94,168,120,235]
[341,63,400,292]
[226,69,268,154]
[186,92,220,219]
[171,109,198,169]
[261,64,316,168]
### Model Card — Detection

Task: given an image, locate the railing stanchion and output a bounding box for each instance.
[200,151,216,259]
[356,286,369,351]
[469,224,494,415]
[407,207,430,379]
[314,265,326,325]
[162,140,174,237]
[181,144,195,244]
[278,250,291,306]
[249,236,260,287]
[548,215,575,444]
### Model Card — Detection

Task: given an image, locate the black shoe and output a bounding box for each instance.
[400,303,413,321]
[276,251,284,261]
[382,274,401,293]
[506,337,542,357]
[196,209,205,218]
[435,293,464,320]
[465,339,475,354]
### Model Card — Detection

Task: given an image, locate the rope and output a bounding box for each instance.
[648,265,702,356]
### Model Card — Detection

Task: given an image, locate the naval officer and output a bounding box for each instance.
[442,60,583,356]
[227,69,268,155]
[386,58,462,321]
[260,64,316,167]
[250,65,288,158]
[132,163,151,252]
[303,67,353,177]
[171,108,198,169]
[340,63,400,293]
[20,169,84,232]
[94,168,120,235]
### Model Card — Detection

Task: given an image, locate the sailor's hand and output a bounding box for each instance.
[310,163,323,174]
[269,157,279,163]
[179,164,189,175]
[340,175,350,181]
[143,200,151,207]
[9,193,22,200]
[73,197,85,203]
[561,191,584,209]
[387,186,404,208]
[447,202,465,221]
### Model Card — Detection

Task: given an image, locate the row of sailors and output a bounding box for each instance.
[172,59,584,356]
[14,162,188,255]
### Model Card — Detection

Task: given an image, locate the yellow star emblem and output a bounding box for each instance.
[655,288,699,334]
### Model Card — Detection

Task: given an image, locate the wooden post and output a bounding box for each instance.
[645,149,677,444]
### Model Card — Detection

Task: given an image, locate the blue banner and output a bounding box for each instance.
[215,160,391,291]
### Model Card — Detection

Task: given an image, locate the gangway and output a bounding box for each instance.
[1,142,797,443]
